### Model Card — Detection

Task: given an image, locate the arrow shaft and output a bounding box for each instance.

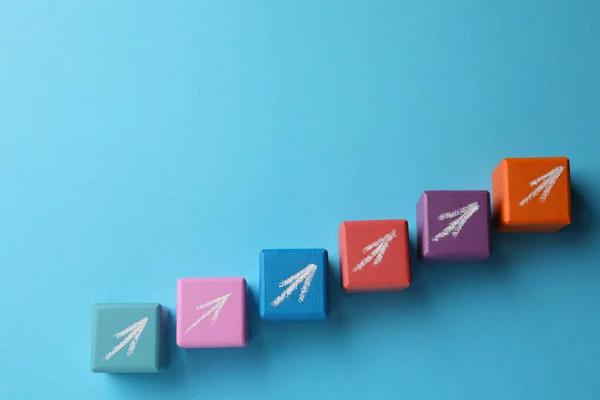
[362,238,383,253]
[127,330,144,356]
[197,294,230,310]
[353,230,397,272]
[298,269,317,302]
[188,302,227,332]
[529,169,555,186]
[272,273,306,307]
[185,304,219,333]
[362,230,396,253]
[185,294,231,333]
[271,264,317,307]
[353,243,384,272]
[207,301,227,323]
[539,172,562,202]
[278,268,310,287]
[519,166,564,206]
[432,219,460,242]
[540,185,554,202]
[519,180,547,206]
[437,209,462,221]
[432,203,479,242]
[105,317,148,360]
[114,321,141,339]
[373,242,390,265]
[105,330,137,360]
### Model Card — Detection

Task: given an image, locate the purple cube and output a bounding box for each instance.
[417,190,491,262]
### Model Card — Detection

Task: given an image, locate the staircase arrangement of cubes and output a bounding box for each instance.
[91,157,572,373]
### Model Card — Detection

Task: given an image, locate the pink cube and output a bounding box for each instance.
[176,277,247,348]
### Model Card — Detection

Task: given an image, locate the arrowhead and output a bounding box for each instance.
[353,230,397,272]
[197,293,231,324]
[432,202,479,242]
[519,165,565,206]
[278,264,317,288]
[271,264,318,307]
[297,264,317,302]
[185,293,232,333]
[115,317,148,339]
[105,317,149,360]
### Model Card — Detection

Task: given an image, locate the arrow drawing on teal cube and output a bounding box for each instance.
[259,249,328,321]
[91,303,162,373]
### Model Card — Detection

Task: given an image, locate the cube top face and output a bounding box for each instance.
[417,190,491,262]
[339,219,411,292]
[176,277,247,348]
[492,157,571,232]
[91,303,161,373]
[260,249,328,321]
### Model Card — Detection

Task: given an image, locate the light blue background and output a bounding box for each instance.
[1,1,599,399]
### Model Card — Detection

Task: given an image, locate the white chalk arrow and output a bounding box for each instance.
[271,263,317,307]
[185,293,231,334]
[432,202,479,242]
[105,317,148,360]
[353,229,397,272]
[519,165,565,206]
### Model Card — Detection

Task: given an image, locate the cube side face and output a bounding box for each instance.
[260,249,328,321]
[176,278,247,348]
[501,157,571,232]
[339,220,411,292]
[420,191,492,262]
[492,160,509,230]
[416,194,429,260]
[91,303,161,373]
[339,224,351,290]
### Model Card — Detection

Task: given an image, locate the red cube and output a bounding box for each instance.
[339,219,411,292]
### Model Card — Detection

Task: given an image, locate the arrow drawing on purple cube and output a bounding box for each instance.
[519,165,565,206]
[353,229,397,272]
[432,202,479,242]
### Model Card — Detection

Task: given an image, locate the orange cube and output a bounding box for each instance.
[492,157,571,232]
[339,219,411,292]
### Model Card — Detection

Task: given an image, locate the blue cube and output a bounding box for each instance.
[259,249,328,321]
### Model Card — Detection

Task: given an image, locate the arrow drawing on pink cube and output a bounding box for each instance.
[353,229,397,272]
[432,202,479,242]
[519,165,565,206]
[271,263,317,307]
[185,293,231,334]
[105,317,149,360]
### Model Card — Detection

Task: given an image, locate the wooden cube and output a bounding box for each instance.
[492,157,571,232]
[91,303,162,373]
[417,190,491,262]
[259,249,328,321]
[339,220,411,292]
[176,277,247,348]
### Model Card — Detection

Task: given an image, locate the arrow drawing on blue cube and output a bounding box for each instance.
[271,263,317,307]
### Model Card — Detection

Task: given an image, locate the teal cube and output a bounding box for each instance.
[91,303,162,373]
